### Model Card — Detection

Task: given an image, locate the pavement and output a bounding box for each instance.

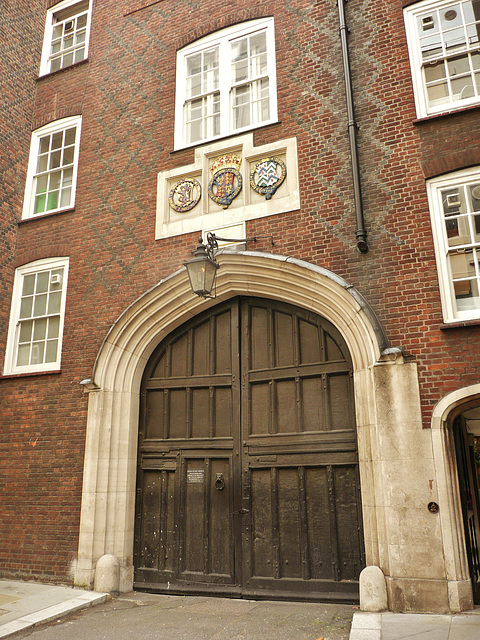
[0,579,479,639]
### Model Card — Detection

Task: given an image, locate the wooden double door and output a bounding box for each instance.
[134,297,364,600]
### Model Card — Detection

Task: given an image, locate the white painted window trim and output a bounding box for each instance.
[174,18,278,150]
[404,0,480,118]
[427,167,480,322]
[39,0,92,77]
[3,257,70,375]
[22,116,82,220]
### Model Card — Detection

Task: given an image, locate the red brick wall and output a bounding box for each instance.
[1,0,479,582]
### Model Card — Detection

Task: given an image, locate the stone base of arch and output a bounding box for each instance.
[73,252,472,613]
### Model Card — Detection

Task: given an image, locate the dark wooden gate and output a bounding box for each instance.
[134,297,364,601]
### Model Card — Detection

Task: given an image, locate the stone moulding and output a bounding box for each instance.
[74,252,470,613]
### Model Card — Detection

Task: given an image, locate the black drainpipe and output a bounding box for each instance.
[337,0,369,253]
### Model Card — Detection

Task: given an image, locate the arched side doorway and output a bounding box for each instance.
[431,384,480,612]
[134,297,364,600]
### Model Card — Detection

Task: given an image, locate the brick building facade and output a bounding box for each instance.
[1,0,480,613]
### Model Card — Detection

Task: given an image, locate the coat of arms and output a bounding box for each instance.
[169,177,202,213]
[208,154,243,209]
[250,157,286,200]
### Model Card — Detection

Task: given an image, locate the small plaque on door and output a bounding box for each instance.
[187,469,205,484]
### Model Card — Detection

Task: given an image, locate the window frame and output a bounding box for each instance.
[4,258,70,375]
[39,0,92,77]
[174,18,278,150]
[404,0,480,118]
[22,116,82,220]
[427,167,480,322]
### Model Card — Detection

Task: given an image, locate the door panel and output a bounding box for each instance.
[134,297,364,600]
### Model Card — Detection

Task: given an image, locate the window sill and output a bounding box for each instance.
[413,102,480,125]
[439,318,480,330]
[1,369,62,380]
[18,207,75,225]
[171,120,281,155]
[36,58,89,81]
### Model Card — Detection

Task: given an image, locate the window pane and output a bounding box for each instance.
[34,194,46,214]
[447,54,470,76]
[46,191,59,210]
[50,150,62,169]
[16,344,31,366]
[33,317,47,341]
[451,75,474,99]
[48,315,60,339]
[63,52,74,67]
[49,170,62,190]
[74,47,85,63]
[60,186,72,207]
[50,269,64,290]
[64,127,76,146]
[30,282,43,306]
[37,154,48,173]
[36,174,48,193]
[30,342,45,365]
[19,296,33,319]
[45,339,58,363]
[33,294,47,317]
[47,291,62,314]
[78,13,87,28]
[427,81,449,106]
[22,275,35,296]
[39,137,50,153]
[454,277,479,310]
[51,132,63,149]
[19,320,33,343]
[63,146,74,165]
[50,57,62,72]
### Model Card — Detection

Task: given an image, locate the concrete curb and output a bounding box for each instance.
[348,612,382,640]
[0,591,110,638]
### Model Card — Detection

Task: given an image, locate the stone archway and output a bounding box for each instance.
[73,251,455,613]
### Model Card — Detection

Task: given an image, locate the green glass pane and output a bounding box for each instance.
[19,296,33,319]
[35,174,48,194]
[47,291,61,315]
[33,318,47,341]
[45,340,58,363]
[19,320,33,343]
[46,191,59,210]
[47,316,60,339]
[36,271,49,293]
[34,194,46,214]
[16,343,31,367]
[33,293,47,317]
[22,274,35,296]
